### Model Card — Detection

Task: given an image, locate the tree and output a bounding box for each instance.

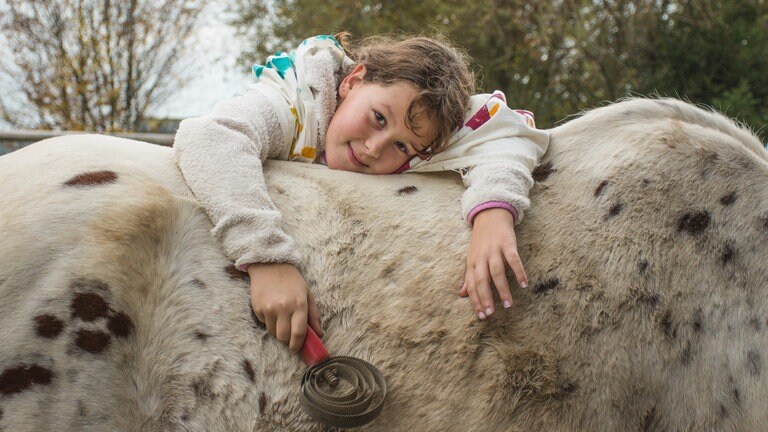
[636,0,768,135]
[228,0,651,127]
[229,0,767,135]
[0,0,203,131]
[228,0,586,126]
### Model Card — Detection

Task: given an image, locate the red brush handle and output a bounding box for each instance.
[300,327,329,366]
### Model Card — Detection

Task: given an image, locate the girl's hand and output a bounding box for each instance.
[247,263,323,352]
[460,208,528,319]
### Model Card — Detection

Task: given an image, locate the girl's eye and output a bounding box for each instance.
[374,111,386,126]
[395,142,408,154]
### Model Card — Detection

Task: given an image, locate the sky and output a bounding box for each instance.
[0,1,251,129]
[148,2,250,119]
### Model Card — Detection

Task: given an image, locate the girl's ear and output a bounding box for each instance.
[339,63,367,98]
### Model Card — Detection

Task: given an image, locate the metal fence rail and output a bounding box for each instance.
[0,129,174,155]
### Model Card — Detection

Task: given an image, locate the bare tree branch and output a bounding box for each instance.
[0,0,203,131]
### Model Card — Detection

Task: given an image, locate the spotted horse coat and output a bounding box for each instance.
[1,98,767,431]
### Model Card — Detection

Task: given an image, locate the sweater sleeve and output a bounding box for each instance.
[461,159,536,225]
[173,87,302,269]
[458,96,550,225]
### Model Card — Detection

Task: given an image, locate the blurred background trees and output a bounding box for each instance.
[0,0,203,131]
[231,0,768,137]
[1,0,766,138]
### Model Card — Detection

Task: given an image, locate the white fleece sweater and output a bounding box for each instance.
[173,38,549,270]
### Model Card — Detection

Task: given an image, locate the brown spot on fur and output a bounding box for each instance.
[641,406,658,432]
[720,192,737,206]
[532,162,555,181]
[194,330,210,341]
[680,340,693,365]
[397,185,418,195]
[264,234,283,247]
[242,360,255,383]
[639,259,649,275]
[190,279,207,289]
[34,314,65,338]
[692,309,703,333]
[750,317,761,331]
[594,180,609,197]
[380,263,396,279]
[107,312,134,338]
[559,381,578,396]
[533,278,560,295]
[0,364,53,395]
[677,210,710,235]
[74,329,111,353]
[659,310,676,339]
[607,202,623,218]
[719,403,728,419]
[747,350,761,376]
[71,292,109,322]
[721,243,736,265]
[259,392,268,414]
[64,170,118,187]
[727,374,741,406]
[192,377,213,399]
[225,265,249,282]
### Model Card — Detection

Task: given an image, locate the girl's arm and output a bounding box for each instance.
[454,95,550,319]
[174,87,299,269]
[460,161,534,320]
[174,88,322,351]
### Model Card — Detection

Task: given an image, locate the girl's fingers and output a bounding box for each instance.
[505,248,528,289]
[275,314,292,347]
[489,255,513,309]
[264,314,277,340]
[465,272,484,319]
[289,309,308,353]
[473,265,495,317]
[459,280,468,297]
[307,291,323,337]
[253,309,266,325]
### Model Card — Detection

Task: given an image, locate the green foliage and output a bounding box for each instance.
[230,0,767,138]
[712,80,761,129]
[638,0,768,137]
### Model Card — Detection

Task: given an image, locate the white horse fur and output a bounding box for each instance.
[1,98,767,431]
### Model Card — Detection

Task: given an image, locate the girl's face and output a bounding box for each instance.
[324,64,435,174]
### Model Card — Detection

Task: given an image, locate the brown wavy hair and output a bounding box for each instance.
[335,32,476,155]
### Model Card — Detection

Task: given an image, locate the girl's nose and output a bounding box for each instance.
[364,135,387,158]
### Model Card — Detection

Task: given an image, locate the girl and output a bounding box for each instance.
[174,34,549,352]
